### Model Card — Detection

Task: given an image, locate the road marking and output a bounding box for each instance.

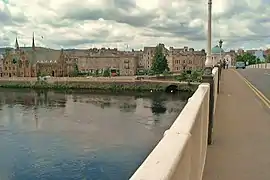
[264,73,270,76]
[232,69,270,109]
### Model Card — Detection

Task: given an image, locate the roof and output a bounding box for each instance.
[212,45,224,54]
[26,49,61,64]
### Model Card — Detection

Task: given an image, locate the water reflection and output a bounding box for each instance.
[151,95,167,114]
[0,88,191,180]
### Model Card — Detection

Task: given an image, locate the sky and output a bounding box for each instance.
[0,0,270,51]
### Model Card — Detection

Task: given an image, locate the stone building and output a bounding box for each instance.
[167,46,206,73]
[74,44,208,75]
[2,36,75,77]
[141,44,168,70]
[211,45,236,67]
[237,49,245,55]
[76,48,138,76]
[36,49,75,77]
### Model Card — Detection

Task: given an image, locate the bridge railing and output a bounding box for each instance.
[247,63,270,69]
[212,67,219,114]
[130,67,220,180]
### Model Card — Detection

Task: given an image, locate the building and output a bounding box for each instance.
[211,45,236,67]
[1,35,75,77]
[237,49,245,55]
[264,49,270,57]
[141,44,168,70]
[36,49,76,77]
[254,50,265,62]
[76,48,138,76]
[167,47,206,73]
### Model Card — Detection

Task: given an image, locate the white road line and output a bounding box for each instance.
[264,73,270,76]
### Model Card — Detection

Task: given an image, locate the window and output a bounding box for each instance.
[124,63,129,69]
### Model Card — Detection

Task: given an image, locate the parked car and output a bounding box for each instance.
[236,61,246,69]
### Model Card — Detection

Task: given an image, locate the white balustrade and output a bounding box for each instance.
[247,63,270,69]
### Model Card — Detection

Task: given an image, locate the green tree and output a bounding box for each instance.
[191,70,203,82]
[103,68,110,77]
[95,69,99,76]
[236,53,257,65]
[151,44,169,74]
[72,63,79,76]
[267,55,270,63]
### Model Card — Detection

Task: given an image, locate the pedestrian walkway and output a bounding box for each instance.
[203,69,270,180]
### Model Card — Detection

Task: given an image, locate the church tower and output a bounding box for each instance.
[15,36,20,51]
[32,32,35,51]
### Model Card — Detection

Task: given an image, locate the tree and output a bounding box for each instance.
[73,63,79,76]
[103,68,110,77]
[151,44,169,74]
[236,53,257,65]
[267,55,270,63]
[95,69,99,76]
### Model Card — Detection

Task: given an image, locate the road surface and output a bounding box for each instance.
[237,68,270,101]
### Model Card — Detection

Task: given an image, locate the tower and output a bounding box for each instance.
[32,32,35,51]
[15,36,19,51]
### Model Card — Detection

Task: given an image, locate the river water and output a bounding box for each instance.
[0,89,190,180]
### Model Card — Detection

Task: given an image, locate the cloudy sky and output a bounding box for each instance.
[0,0,269,51]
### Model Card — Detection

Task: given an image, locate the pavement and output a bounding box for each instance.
[203,69,270,180]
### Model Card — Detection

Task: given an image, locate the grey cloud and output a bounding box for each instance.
[0,34,11,47]
[0,6,28,26]
[113,0,136,10]
[149,21,205,41]
[50,39,97,47]
[61,8,157,28]
[42,19,75,28]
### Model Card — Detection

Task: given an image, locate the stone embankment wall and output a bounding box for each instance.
[0,77,199,92]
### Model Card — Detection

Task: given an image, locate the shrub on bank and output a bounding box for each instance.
[0,80,197,93]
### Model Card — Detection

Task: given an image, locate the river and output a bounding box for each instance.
[0,88,190,180]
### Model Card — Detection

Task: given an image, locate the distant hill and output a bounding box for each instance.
[0,47,90,55]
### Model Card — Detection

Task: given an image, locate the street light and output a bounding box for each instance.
[204,0,213,75]
[219,39,223,65]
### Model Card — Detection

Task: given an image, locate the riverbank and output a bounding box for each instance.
[0,78,199,93]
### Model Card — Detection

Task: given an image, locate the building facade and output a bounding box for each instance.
[76,48,138,76]
[1,36,75,77]
[211,45,236,67]
[254,50,265,62]
[264,49,270,58]
[1,40,234,77]
[167,47,206,72]
[141,44,168,70]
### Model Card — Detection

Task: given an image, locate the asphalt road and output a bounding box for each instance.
[237,68,270,101]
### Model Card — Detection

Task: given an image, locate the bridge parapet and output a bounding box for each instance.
[247,63,270,69]
[130,67,220,180]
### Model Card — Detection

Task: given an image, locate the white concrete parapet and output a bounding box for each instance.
[130,83,210,180]
[247,63,270,69]
[212,67,219,114]
[130,67,221,180]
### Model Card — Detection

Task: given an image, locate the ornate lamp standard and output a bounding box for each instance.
[219,39,223,65]
[202,0,215,145]
[203,0,213,75]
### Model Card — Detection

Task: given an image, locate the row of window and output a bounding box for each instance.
[175,66,193,71]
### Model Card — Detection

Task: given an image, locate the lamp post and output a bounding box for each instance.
[202,0,215,145]
[203,0,213,75]
[219,39,223,65]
